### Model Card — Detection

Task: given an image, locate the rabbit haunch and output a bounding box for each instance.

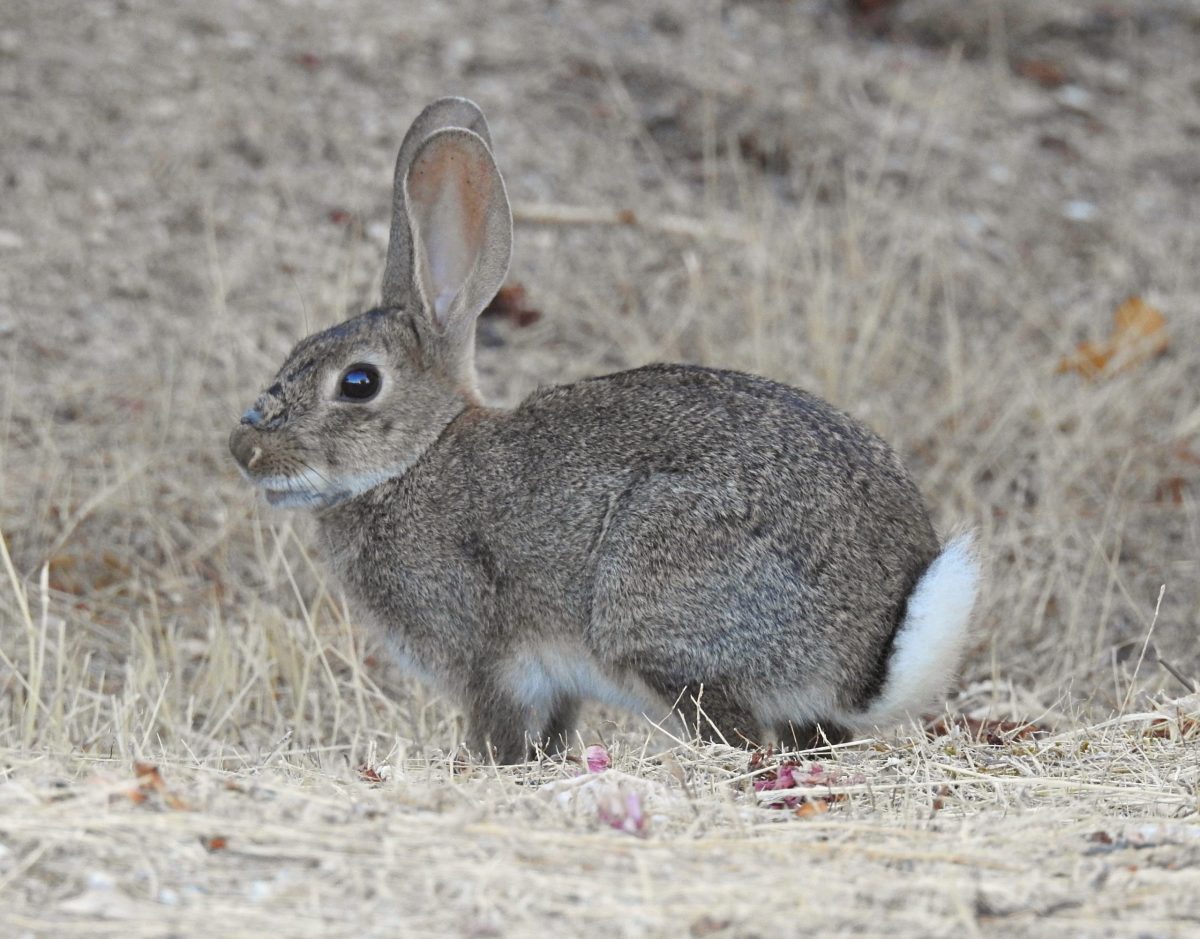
[229,97,981,762]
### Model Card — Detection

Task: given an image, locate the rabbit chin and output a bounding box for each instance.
[250,466,402,511]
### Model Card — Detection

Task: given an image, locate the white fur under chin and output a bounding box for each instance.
[853,534,981,730]
[250,465,411,510]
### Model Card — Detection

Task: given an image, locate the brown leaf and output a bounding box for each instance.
[127,762,191,811]
[357,764,385,784]
[48,551,132,596]
[481,283,542,327]
[926,716,1046,745]
[1144,716,1200,740]
[1014,58,1068,89]
[690,915,733,937]
[1174,445,1200,468]
[200,835,228,852]
[133,761,165,791]
[1058,297,1168,380]
[794,798,831,818]
[1154,476,1188,505]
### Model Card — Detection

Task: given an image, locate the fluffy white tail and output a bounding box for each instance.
[857,534,980,729]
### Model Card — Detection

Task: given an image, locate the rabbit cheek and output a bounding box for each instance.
[321,440,342,472]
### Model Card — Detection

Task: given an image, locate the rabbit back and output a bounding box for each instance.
[543,365,939,730]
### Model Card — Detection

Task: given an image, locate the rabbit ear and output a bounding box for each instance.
[403,127,512,382]
[381,98,493,307]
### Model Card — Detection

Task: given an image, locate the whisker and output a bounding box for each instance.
[297,458,339,498]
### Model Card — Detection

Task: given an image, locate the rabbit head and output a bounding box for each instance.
[229,98,512,509]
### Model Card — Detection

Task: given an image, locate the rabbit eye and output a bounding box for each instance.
[339,364,381,401]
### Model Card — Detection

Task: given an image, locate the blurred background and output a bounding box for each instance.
[1,0,1198,756]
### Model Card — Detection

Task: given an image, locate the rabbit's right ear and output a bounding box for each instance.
[402,128,512,388]
[381,97,493,307]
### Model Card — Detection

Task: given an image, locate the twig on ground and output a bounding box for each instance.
[512,202,753,244]
[1157,658,1198,694]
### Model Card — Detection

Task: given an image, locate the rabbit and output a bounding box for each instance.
[229,96,980,764]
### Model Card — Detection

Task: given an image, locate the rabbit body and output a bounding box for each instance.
[318,360,941,760]
[230,98,980,762]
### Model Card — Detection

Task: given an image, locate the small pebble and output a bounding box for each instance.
[1056,85,1092,112]
[1063,200,1098,222]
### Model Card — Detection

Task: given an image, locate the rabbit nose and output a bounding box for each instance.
[229,426,264,472]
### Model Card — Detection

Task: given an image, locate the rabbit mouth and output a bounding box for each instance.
[238,466,348,510]
[254,465,402,510]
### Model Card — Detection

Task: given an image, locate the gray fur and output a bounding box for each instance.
[230,98,963,763]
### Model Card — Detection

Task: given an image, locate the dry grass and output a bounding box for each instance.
[2,0,1199,935]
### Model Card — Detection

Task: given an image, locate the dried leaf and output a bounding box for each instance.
[481,283,541,327]
[200,835,228,852]
[1154,476,1187,505]
[125,762,191,811]
[1057,297,1168,380]
[357,764,384,783]
[794,799,831,819]
[1144,716,1200,740]
[133,761,165,791]
[926,716,1045,745]
[48,550,132,596]
[1014,59,1068,89]
[690,915,733,937]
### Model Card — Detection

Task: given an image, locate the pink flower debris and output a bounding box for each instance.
[584,744,610,774]
[597,790,646,836]
[752,761,845,810]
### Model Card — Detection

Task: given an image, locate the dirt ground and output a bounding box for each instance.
[2,0,1199,936]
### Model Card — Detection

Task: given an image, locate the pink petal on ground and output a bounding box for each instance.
[623,791,645,832]
[596,789,647,836]
[585,744,610,773]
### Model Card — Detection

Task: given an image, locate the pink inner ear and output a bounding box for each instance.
[407,137,492,328]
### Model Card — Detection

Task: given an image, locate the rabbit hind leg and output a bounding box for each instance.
[774,720,852,753]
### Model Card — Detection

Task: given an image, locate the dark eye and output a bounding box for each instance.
[338,364,381,401]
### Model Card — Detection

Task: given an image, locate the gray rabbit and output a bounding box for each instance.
[229,97,980,763]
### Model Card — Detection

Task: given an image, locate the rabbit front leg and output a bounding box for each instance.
[539,697,581,755]
[685,685,764,747]
[462,677,582,763]
[462,672,553,764]
[775,720,852,752]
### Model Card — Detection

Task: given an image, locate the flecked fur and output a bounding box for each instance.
[229,98,980,762]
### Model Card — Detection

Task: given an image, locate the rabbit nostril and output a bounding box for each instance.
[247,447,263,470]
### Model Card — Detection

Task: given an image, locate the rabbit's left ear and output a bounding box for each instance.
[382,97,493,308]
[402,128,512,378]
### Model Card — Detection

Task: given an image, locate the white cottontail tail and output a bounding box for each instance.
[230,97,980,762]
